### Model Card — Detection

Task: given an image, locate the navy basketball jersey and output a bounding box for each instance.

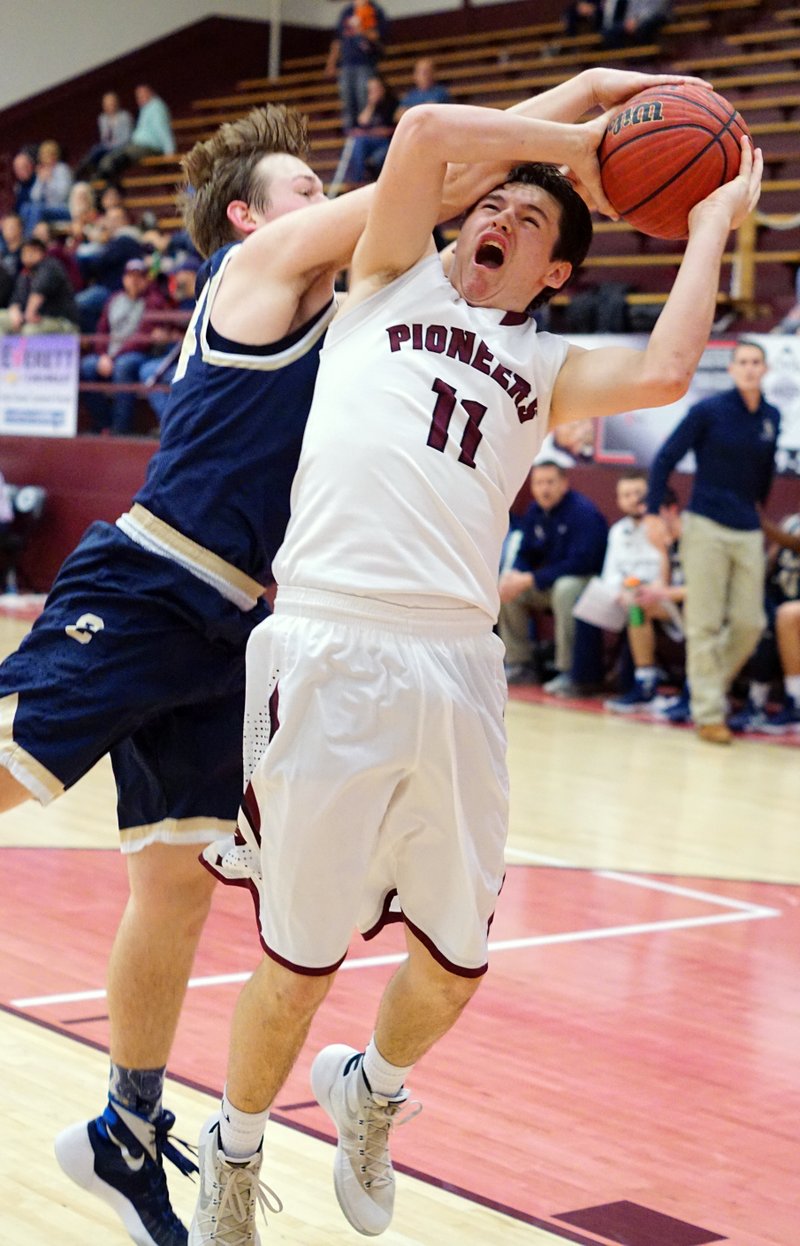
[132,243,335,586]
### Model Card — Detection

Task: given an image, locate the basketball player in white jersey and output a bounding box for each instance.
[189,85,759,1243]
[0,71,697,1246]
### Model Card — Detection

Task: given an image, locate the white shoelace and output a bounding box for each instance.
[358,1096,422,1190]
[200,1159,283,1245]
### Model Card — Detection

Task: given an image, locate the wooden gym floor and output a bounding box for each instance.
[0,613,797,1246]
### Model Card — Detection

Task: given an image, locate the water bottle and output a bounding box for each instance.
[624,576,644,626]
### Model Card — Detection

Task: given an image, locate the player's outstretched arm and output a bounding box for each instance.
[442,69,714,214]
[550,137,763,426]
[349,103,612,304]
[509,68,714,124]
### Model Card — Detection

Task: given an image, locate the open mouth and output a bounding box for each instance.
[475,240,505,269]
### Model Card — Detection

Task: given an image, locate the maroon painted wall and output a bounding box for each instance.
[2,435,796,595]
[0,2,565,190]
[0,435,155,592]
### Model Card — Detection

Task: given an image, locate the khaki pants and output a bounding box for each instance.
[498,575,590,672]
[0,313,78,336]
[681,512,765,725]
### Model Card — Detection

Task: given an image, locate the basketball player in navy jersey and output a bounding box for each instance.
[190,102,762,1241]
[0,71,712,1246]
[0,105,379,1246]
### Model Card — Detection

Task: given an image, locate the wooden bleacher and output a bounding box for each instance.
[110,0,796,327]
[725,24,800,41]
[674,44,800,70]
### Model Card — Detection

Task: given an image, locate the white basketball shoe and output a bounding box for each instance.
[188,1115,281,1245]
[311,1045,420,1237]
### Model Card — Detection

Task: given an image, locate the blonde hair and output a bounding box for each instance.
[181,104,310,257]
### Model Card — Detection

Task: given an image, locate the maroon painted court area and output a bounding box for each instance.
[554,1200,726,1245]
[2,846,797,1244]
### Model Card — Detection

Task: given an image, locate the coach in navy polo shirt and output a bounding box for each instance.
[646,339,780,743]
[499,459,608,687]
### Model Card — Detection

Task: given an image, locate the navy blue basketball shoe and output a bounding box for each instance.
[55,1100,197,1246]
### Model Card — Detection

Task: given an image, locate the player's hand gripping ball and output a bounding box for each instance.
[598,84,751,239]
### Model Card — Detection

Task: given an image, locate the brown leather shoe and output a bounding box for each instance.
[697,723,733,745]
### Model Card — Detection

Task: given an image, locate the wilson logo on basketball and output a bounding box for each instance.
[607,100,664,136]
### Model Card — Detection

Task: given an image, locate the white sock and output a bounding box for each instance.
[219,1087,269,1160]
[362,1037,412,1099]
[784,675,800,704]
[635,666,656,684]
[749,681,770,709]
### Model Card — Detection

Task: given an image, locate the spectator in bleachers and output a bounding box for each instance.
[0,266,12,311]
[99,184,124,214]
[30,220,83,292]
[646,339,780,744]
[394,57,451,121]
[766,598,800,728]
[137,258,201,425]
[498,461,608,687]
[75,91,134,182]
[79,257,168,435]
[601,0,672,48]
[347,74,398,183]
[604,481,685,711]
[11,148,37,214]
[0,214,25,285]
[729,512,800,732]
[0,236,79,336]
[563,0,601,36]
[564,467,668,699]
[66,181,102,243]
[74,204,144,332]
[325,1,389,131]
[19,139,74,235]
[97,84,175,185]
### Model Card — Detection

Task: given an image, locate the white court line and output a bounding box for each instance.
[11,867,781,1009]
[595,869,781,915]
[505,846,572,866]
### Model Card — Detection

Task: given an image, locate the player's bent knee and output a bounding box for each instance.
[126,841,216,920]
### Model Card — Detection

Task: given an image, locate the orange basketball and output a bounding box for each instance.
[598,84,751,240]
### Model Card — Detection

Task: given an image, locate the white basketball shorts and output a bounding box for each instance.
[203,587,509,977]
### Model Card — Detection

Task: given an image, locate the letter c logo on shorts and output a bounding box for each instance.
[65,613,105,645]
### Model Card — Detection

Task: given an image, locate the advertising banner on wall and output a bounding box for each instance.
[546,334,800,477]
[0,334,79,438]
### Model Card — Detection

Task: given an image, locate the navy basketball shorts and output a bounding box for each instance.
[204,587,510,978]
[0,522,267,852]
